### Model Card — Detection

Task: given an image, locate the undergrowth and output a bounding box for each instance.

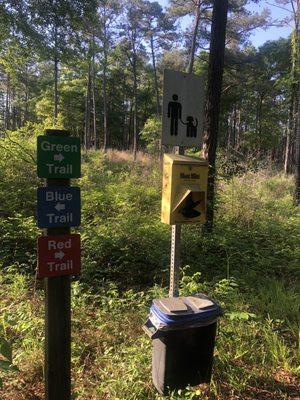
[0,268,298,399]
[0,135,299,399]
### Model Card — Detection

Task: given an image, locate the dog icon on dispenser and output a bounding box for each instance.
[181,116,198,138]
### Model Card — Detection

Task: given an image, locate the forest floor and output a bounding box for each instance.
[0,142,299,399]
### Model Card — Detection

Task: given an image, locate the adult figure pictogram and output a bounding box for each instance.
[168,94,182,136]
[181,116,198,137]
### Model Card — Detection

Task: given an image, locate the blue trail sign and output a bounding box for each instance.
[37,186,81,228]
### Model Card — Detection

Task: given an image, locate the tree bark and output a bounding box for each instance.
[24,65,29,124]
[128,102,133,150]
[5,73,10,130]
[293,15,300,203]
[84,62,91,150]
[91,32,97,149]
[294,84,300,204]
[232,104,237,148]
[284,114,293,174]
[150,34,160,118]
[122,73,127,149]
[102,15,109,153]
[202,0,229,230]
[11,86,16,130]
[132,40,138,161]
[54,25,58,125]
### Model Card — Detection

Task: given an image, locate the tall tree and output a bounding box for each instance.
[289,1,300,203]
[168,0,267,73]
[27,0,86,124]
[143,1,176,117]
[203,0,229,229]
[168,0,212,73]
[121,0,147,160]
[97,0,121,151]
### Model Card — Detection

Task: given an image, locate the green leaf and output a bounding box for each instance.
[0,338,12,363]
[0,360,11,371]
[227,311,256,321]
[0,360,19,373]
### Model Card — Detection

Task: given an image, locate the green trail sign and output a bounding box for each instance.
[37,135,81,178]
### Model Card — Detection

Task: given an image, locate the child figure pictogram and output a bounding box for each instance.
[181,116,198,138]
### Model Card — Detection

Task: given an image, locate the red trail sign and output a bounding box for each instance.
[38,234,81,278]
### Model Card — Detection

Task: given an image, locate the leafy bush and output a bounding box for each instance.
[140,116,161,154]
[0,337,19,389]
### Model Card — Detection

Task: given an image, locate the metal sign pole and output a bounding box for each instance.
[169,146,184,298]
[169,224,181,297]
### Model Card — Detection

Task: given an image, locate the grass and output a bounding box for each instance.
[0,269,299,399]
[0,143,299,399]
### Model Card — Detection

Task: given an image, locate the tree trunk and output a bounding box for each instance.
[5,73,10,130]
[102,16,109,153]
[150,34,163,159]
[133,44,138,161]
[290,2,300,200]
[236,109,241,149]
[54,56,58,124]
[150,35,160,118]
[24,65,29,124]
[284,114,293,174]
[232,104,237,148]
[102,50,108,152]
[11,86,16,130]
[202,0,229,230]
[187,0,201,74]
[84,62,91,150]
[122,73,127,149]
[128,102,133,150]
[54,25,58,125]
[294,84,300,205]
[91,33,97,149]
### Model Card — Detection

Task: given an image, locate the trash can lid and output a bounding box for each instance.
[151,294,222,326]
[154,297,188,314]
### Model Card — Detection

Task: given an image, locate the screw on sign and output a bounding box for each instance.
[37,234,81,278]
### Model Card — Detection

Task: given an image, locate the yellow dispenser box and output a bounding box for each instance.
[161,154,208,225]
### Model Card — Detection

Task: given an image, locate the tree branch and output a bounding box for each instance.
[266,1,293,14]
[4,133,36,165]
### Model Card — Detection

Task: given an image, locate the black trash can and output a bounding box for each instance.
[143,294,222,396]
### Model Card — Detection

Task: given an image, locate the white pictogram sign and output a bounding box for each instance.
[162,69,205,147]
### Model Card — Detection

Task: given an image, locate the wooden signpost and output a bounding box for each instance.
[36,129,81,400]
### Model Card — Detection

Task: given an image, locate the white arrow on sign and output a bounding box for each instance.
[54,153,64,162]
[55,202,66,212]
[54,251,65,260]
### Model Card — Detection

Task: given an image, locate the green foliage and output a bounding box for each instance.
[0,336,19,390]
[79,150,169,286]
[0,143,299,397]
[140,116,161,153]
[0,132,38,270]
[1,265,298,397]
